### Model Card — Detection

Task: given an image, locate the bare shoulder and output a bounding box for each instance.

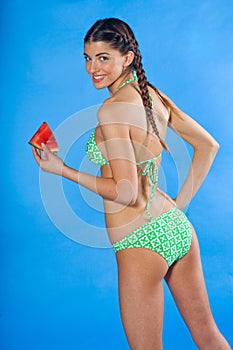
[98,86,147,130]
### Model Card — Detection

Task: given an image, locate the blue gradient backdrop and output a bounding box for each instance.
[1,0,232,349]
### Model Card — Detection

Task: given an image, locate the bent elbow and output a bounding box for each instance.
[121,190,138,206]
[208,140,220,156]
[128,195,138,206]
[196,138,220,155]
[115,179,138,206]
[214,141,220,151]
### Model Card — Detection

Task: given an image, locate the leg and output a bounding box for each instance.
[165,226,231,350]
[116,248,169,350]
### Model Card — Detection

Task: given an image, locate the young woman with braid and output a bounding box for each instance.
[32,18,231,349]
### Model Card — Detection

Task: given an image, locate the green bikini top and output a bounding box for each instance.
[85,71,161,221]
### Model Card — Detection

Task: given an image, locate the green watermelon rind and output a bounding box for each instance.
[28,121,59,153]
[28,140,59,153]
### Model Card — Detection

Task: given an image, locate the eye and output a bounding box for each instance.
[84,55,91,62]
[99,56,109,62]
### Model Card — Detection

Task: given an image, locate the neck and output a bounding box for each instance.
[108,70,137,96]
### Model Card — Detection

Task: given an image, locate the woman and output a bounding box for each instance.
[32,18,231,350]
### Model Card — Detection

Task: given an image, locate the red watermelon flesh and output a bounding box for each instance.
[28,122,59,152]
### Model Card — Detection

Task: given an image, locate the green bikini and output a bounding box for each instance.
[85,73,192,267]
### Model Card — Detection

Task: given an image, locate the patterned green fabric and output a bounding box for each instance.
[137,155,161,220]
[112,207,192,267]
[86,130,109,166]
[116,70,138,90]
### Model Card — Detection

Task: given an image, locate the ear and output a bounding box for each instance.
[123,50,135,68]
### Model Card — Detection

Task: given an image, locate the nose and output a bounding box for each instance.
[89,59,99,74]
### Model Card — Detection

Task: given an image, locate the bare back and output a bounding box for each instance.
[95,85,175,244]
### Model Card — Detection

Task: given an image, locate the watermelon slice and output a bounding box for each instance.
[28,122,59,153]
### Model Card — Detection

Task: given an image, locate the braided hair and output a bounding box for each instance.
[84,18,168,151]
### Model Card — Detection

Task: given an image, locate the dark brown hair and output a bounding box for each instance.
[84,18,168,151]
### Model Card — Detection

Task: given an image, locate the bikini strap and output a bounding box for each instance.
[137,155,161,220]
[117,71,154,110]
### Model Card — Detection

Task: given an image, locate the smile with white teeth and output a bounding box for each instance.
[93,75,105,82]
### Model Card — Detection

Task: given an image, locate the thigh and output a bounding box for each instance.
[116,248,168,350]
[165,225,215,340]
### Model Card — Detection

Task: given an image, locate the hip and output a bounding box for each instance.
[104,188,179,244]
[112,206,193,267]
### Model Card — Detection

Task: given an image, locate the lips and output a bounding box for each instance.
[92,74,105,83]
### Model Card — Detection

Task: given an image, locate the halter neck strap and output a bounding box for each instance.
[116,70,154,109]
[117,70,138,91]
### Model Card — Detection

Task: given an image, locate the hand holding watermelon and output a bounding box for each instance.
[32,143,64,175]
[30,122,63,175]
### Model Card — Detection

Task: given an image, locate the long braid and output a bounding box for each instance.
[131,38,169,152]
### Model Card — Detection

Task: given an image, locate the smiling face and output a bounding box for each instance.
[84,41,134,94]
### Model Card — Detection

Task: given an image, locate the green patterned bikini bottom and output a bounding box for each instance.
[112,207,192,267]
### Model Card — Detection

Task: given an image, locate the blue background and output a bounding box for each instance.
[1,0,232,349]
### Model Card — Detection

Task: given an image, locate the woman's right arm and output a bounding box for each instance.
[158,90,219,210]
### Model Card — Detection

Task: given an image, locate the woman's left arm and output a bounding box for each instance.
[160,91,220,210]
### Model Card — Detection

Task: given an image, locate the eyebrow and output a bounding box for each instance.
[83,52,111,57]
